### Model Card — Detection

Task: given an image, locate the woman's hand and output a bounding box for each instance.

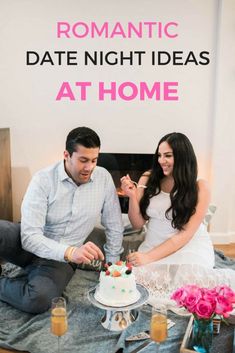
[120,174,147,229]
[120,174,137,198]
[127,251,152,267]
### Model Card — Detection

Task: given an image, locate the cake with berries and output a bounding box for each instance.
[94,261,140,306]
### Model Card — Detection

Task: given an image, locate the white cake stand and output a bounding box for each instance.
[87,284,149,331]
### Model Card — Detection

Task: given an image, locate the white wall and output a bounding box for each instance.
[210,0,235,243]
[0,0,234,243]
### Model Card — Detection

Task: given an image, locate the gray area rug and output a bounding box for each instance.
[0,250,234,353]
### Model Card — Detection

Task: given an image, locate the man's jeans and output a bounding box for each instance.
[0,220,75,313]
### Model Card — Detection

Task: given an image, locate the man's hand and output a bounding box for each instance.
[65,242,104,264]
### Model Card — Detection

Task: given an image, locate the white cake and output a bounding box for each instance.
[94,261,140,306]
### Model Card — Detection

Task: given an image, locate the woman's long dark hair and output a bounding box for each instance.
[140,132,198,230]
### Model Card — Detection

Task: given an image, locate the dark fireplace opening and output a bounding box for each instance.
[97,153,154,213]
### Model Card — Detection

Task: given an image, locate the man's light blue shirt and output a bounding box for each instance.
[21,161,124,263]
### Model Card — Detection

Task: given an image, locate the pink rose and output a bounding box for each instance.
[184,291,202,313]
[215,285,235,304]
[194,299,215,319]
[202,289,217,308]
[171,287,187,306]
[215,295,233,317]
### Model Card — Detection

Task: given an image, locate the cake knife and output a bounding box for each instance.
[128,341,152,353]
[125,331,150,342]
[126,319,175,341]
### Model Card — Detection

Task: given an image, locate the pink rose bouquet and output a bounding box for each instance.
[171,284,235,320]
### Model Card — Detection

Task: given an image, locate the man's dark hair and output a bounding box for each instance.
[66,127,101,156]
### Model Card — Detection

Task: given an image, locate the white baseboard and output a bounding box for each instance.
[210,232,235,244]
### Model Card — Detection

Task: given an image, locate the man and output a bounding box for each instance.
[0,127,124,313]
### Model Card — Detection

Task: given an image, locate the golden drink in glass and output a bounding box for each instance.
[51,297,68,353]
[150,304,167,352]
[150,313,167,342]
[51,307,68,336]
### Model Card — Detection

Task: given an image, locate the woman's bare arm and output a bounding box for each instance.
[128,179,211,266]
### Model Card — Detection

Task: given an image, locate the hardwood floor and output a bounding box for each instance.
[1,243,235,353]
[214,243,235,259]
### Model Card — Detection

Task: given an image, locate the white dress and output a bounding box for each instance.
[133,191,235,308]
[138,191,215,268]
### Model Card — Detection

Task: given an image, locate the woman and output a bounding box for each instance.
[121,133,235,305]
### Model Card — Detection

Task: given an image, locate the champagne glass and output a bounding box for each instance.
[51,297,68,353]
[150,303,168,352]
